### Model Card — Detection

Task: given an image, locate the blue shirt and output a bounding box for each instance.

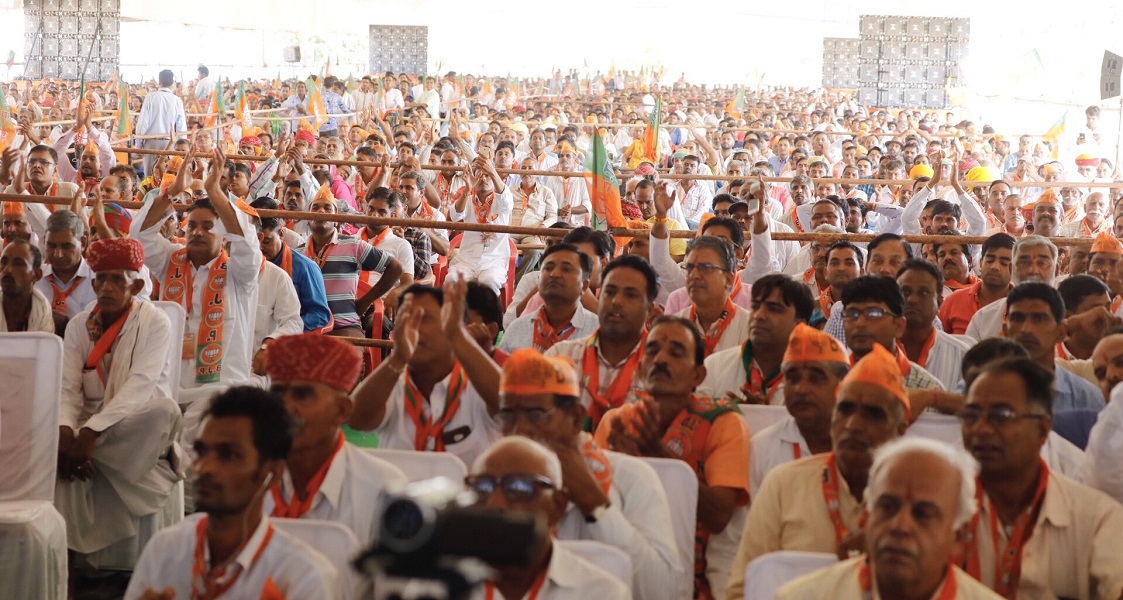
[319,91,347,133]
[273,246,332,331]
[1053,364,1105,412]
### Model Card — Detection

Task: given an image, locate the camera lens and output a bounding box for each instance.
[383,499,424,543]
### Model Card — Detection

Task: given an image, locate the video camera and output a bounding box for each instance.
[354,477,547,600]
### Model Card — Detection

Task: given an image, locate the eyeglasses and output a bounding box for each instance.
[957,406,1047,427]
[495,406,556,425]
[465,473,557,503]
[682,262,729,275]
[27,158,53,166]
[841,307,898,321]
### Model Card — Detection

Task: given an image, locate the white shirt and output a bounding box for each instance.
[696,343,788,405]
[374,370,501,467]
[674,303,752,355]
[133,197,261,389]
[504,271,542,328]
[51,125,116,181]
[468,541,629,600]
[449,187,513,262]
[917,328,973,391]
[263,441,407,546]
[749,415,810,498]
[134,88,187,137]
[512,183,559,228]
[556,450,682,600]
[964,298,1006,342]
[363,230,414,289]
[546,333,646,412]
[543,175,592,227]
[499,305,599,354]
[35,260,96,318]
[124,514,340,600]
[254,261,303,348]
[1080,385,1123,504]
[194,77,215,102]
[60,300,174,432]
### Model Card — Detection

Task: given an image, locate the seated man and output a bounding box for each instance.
[37,210,95,318]
[596,316,750,599]
[725,344,910,600]
[811,240,864,329]
[697,274,814,406]
[349,279,501,466]
[263,333,406,545]
[776,438,1002,600]
[467,437,630,599]
[56,238,182,567]
[249,197,332,332]
[749,323,849,496]
[896,259,972,391]
[124,386,339,599]
[499,243,598,353]
[0,238,66,333]
[961,358,1123,598]
[496,348,681,600]
[675,236,751,355]
[447,153,513,295]
[938,233,1015,335]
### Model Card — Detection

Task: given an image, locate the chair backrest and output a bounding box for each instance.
[743,551,837,600]
[152,301,185,403]
[0,333,63,502]
[641,457,698,600]
[365,448,468,483]
[557,540,633,590]
[272,518,361,600]
[905,413,962,447]
[738,404,788,438]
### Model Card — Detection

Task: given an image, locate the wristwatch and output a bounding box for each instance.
[584,502,610,523]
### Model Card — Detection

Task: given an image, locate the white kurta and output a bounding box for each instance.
[555,450,682,600]
[254,261,303,349]
[917,328,973,391]
[749,415,811,498]
[263,441,407,547]
[674,303,752,355]
[467,541,630,600]
[124,514,340,600]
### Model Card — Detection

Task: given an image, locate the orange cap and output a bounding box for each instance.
[840,343,910,419]
[500,349,580,397]
[556,140,577,155]
[2,201,24,217]
[1036,188,1060,205]
[782,323,849,366]
[311,184,335,204]
[1091,231,1123,256]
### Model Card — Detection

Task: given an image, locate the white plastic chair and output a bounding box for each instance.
[273,518,362,600]
[0,333,68,599]
[366,448,468,484]
[153,301,185,404]
[905,413,963,446]
[642,457,698,600]
[743,551,837,600]
[558,539,633,590]
[738,404,788,439]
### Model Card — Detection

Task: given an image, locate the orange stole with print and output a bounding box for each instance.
[162,248,229,384]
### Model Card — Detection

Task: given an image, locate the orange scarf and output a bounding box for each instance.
[579,431,613,495]
[270,433,345,518]
[84,302,132,384]
[275,244,293,278]
[403,363,467,451]
[191,516,275,600]
[162,248,228,384]
[689,297,737,356]
[582,330,645,431]
[531,308,577,352]
[48,273,84,312]
[360,226,390,248]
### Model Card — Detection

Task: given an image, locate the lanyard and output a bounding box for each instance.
[403,363,466,451]
[532,309,576,352]
[484,568,547,600]
[190,517,274,600]
[690,297,736,356]
[582,330,645,429]
[48,274,83,311]
[270,433,344,519]
[822,453,866,547]
[857,559,958,600]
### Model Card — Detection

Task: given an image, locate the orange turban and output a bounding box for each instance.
[500,349,580,397]
[1091,231,1123,256]
[2,201,24,217]
[265,333,363,392]
[1075,153,1099,167]
[556,140,577,155]
[841,343,910,419]
[783,323,849,366]
[1036,188,1060,206]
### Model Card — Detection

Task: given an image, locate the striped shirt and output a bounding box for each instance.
[299,231,391,329]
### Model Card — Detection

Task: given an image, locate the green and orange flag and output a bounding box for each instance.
[205,77,225,128]
[583,131,626,230]
[115,81,130,137]
[643,97,661,163]
[234,80,247,125]
[306,76,327,131]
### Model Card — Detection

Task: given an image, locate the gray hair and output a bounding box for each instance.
[1013,235,1058,284]
[45,209,85,239]
[866,437,978,529]
[686,235,737,273]
[472,436,562,487]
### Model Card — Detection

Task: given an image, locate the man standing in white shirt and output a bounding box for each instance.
[134,70,186,177]
[193,65,215,106]
[125,386,340,599]
[36,210,95,318]
[493,349,680,600]
[263,333,406,545]
[56,237,182,567]
[447,153,513,295]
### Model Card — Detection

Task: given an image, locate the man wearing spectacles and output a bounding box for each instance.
[493,349,680,600]
[595,315,749,600]
[726,343,910,600]
[1003,282,1104,413]
[960,357,1123,599]
[675,236,750,356]
[3,145,81,244]
[467,436,630,600]
[840,275,942,391]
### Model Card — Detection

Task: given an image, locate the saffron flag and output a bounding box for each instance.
[306,76,327,132]
[643,97,661,163]
[582,131,626,229]
[1042,113,1066,142]
[726,86,745,118]
[205,78,225,128]
[273,71,281,90]
[0,86,14,152]
[235,80,247,125]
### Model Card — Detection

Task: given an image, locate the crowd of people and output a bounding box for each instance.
[2,62,1123,600]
